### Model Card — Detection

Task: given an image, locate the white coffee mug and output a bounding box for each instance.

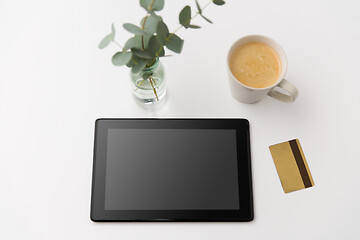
[227,35,298,103]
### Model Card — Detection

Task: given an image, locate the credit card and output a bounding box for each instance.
[269,139,314,193]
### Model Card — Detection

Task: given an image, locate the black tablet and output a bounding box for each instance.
[91,119,253,222]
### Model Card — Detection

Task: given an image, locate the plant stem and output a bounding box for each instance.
[148,0,156,11]
[113,40,123,50]
[169,25,183,38]
[202,0,214,13]
[131,58,138,64]
[141,0,156,50]
[135,79,145,91]
[149,76,159,101]
[146,58,157,68]
[155,46,164,58]
[141,14,149,50]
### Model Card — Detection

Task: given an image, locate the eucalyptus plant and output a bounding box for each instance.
[99,0,225,100]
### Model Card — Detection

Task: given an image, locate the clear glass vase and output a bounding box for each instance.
[130,59,167,110]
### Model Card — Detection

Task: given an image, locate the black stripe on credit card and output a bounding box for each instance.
[289,139,312,188]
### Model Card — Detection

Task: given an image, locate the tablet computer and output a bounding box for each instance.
[91,119,253,221]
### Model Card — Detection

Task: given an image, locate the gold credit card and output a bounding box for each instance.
[269,139,314,193]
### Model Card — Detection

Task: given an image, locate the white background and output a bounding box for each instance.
[1,0,360,239]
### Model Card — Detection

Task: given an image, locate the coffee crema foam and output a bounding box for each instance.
[230,42,282,88]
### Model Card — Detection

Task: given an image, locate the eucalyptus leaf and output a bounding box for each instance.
[165,33,184,53]
[123,23,146,35]
[98,24,116,49]
[152,0,165,11]
[140,0,151,11]
[124,37,135,50]
[188,24,201,29]
[134,35,145,48]
[156,21,169,44]
[111,23,115,36]
[179,6,191,28]
[140,0,164,12]
[126,58,135,67]
[131,48,153,59]
[200,14,212,23]
[148,36,165,57]
[213,0,225,6]
[195,0,202,14]
[112,51,132,66]
[131,55,148,73]
[142,34,152,49]
[98,33,113,49]
[132,62,146,73]
[140,14,162,34]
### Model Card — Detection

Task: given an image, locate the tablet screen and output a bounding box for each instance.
[105,129,240,210]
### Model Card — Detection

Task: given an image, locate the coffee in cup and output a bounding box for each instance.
[229,42,281,88]
[227,35,298,103]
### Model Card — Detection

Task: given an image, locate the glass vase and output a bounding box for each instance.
[130,59,167,110]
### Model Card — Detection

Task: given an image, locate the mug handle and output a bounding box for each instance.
[268,79,299,103]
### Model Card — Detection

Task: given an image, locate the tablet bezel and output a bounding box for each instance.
[91,118,253,222]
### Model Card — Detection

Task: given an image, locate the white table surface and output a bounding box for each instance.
[1,0,360,239]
